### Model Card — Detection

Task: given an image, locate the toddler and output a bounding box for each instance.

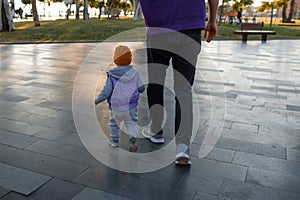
[95,45,145,152]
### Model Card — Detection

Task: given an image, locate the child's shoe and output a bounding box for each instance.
[110,139,119,147]
[129,136,137,152]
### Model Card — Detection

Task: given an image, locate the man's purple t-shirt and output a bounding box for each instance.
[140,0,206,33]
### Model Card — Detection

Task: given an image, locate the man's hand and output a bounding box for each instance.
[205,0,219,43]
[204,21,217,43]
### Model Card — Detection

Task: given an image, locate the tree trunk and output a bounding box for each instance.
[83,0,88,20]
[31,0,40,26]
[0,0,5,31]
[11,0,14,10]
[65,4,71,20]
[287,0,295,21]
[75,0,80,20]
[0,0,15,32]
[107,6,112,18]
[11,0,15,17]
[282,4,287,22]
[133,0,142,20]
[98,7,102,19]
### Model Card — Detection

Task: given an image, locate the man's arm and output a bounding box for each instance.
[204,0,219,43]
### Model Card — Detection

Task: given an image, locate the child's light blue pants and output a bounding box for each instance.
[109,107,138,142]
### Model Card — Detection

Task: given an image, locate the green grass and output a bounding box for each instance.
[1,18,299,43]
[217,23,300,40]
[0,18,146,42]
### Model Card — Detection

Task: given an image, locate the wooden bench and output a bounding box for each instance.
[234,23,276,43]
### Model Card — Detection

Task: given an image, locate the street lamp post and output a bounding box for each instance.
[264,0,275,28]
[270,3,274,28]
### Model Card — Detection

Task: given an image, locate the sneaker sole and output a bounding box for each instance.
[142,129,164,144]
[141,129,153,139]
[149,137,165,144]
[175,157,191,165]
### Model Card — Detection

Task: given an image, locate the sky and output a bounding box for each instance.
[253,0,263,7]
[13,0,265,14]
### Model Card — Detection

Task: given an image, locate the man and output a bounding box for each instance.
[140,0,218,165]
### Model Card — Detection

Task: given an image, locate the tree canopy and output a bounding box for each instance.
[21,0,31,5]
[258,0,296,22]
[231,0,254,11]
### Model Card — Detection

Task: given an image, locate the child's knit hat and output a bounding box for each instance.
[113,45,132,66]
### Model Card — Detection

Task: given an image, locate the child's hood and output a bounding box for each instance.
[108,66,137,82]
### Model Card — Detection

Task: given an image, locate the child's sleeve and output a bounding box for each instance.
[95,75,113,105]
[137,75,145,93]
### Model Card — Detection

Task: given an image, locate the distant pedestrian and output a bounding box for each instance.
[237,8,242,25]
[18,7,23,19]
[95,45,145,152]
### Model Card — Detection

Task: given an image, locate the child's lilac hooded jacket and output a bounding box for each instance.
[95,66,145,111]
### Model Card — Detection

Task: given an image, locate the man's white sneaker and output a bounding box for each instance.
[142,128,165,144]
[175,143,191,165]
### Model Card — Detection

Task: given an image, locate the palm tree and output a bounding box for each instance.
[287,0,296,21]
[64,0,73,20]
[259,0,295,23]
[106,0,120,18]
[231,0,254,11]
[83,0,88,20]
[120,1,129,16]
[75,0,80,19]
[95,1,105,19]
[258,2,272,12]
[31,0,40,26]
[275,0,289,22]
[132,0,142,20]
[0,0,15,31]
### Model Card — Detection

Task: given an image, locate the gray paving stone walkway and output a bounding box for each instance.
[0,40,299,199]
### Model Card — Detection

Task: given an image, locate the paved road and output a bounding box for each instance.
[0,40,299,199]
